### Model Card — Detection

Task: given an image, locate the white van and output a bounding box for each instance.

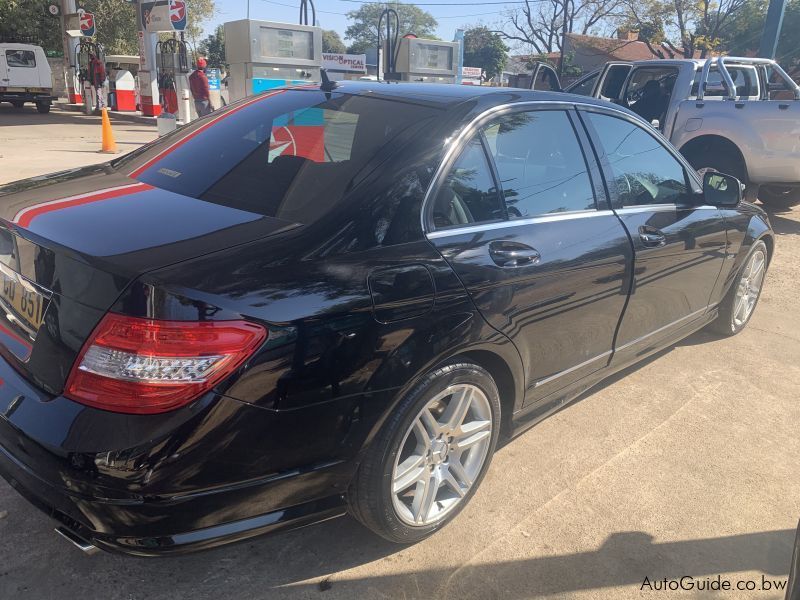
[0,43,57,113]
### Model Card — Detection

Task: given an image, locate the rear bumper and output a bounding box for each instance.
[0,93,56,103]
[0,356,358,556]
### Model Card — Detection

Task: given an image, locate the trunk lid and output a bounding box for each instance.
[0,165,297,394]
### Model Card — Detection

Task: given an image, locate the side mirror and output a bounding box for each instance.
[703,171,742,207]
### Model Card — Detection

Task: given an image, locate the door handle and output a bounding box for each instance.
[489,241,541,267]
[638,226,666,247]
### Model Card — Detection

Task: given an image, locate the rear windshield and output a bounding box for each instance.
[116,90,440,225]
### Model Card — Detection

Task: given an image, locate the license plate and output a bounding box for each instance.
[0,268,48,338]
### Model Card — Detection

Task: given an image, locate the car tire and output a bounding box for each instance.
[684,148,748,192]
[759,185,800,210]
[348,361,501,544]
[36,102,51,114]
[709,240,768,336]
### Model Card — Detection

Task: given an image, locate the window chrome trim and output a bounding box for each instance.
[426,209,615,240]
[420,99,644,238]
[614,204,720,215]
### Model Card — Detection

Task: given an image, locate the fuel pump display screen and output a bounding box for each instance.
[413,43,453,71]
[259,27,314,60]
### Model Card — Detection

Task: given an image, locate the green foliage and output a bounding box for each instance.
[81,0,138,55]
[322,29,346,53]
[0,0,63,52]
[463,26,508,79]
[720,0,800,67]
[344,2,438,54]
[198,24,224,67]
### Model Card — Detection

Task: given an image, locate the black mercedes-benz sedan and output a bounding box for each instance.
[0,83,773,555]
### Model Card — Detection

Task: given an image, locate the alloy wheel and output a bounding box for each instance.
[733,248,766,328]
[391,383,493,527]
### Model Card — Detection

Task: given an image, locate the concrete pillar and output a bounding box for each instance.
[136,5,161,116]
[60,0,81,103]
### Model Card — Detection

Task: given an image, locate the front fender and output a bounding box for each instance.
[717,205,773,300]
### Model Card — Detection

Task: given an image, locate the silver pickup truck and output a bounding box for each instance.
[562,57,800,208]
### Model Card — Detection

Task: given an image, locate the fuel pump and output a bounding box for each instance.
[75,39,104,113]
[385,32,459,84]
[224,0,322,102]
[156,35,190,122]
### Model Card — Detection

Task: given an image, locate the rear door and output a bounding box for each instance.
[427,106,632,405]
[579,108,728,364]
[4,48,40,88]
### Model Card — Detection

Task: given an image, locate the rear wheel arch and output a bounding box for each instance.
[679,135,748,183]
[447,349,520,439]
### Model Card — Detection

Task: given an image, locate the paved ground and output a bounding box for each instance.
[0,106,799,599]
[0,103,156,181]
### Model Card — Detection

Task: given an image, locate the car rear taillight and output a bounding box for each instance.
[64,314,267,414]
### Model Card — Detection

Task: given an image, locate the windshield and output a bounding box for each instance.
[115,90,441,225]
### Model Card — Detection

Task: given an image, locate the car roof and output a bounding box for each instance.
[300,80,622,111]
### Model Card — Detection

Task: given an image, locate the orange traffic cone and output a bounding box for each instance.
[99,107,117,154]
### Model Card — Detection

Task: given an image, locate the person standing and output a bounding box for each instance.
[189,57,213,117]
[88,53,107,111]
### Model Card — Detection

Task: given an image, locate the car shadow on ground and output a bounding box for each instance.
[766,211,800,236]
[0,104,101,127]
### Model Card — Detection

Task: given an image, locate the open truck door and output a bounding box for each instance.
[595,62,633,101]
[529,62,561,91]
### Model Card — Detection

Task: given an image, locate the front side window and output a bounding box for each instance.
[6,50,36,68]
[483,110,596,217]
[586,112,689,207]
[569,72,598,96]
[599,65,631,100]
[624,67,678,124]
[432,137,504,229]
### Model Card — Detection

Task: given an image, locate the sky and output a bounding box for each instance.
[204,0,510,45]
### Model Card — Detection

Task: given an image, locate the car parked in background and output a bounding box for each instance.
[0,43,56,113]
[0,83,773,555]
[564,57,800,209]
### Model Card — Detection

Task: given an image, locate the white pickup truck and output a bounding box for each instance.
[0,43,56,114]
[563,57,800,208]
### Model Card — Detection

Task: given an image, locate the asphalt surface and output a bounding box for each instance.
[0,105,799,599]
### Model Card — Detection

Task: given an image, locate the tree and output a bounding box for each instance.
[499,0,623,54]
[345,2,438,54]
[720,0,800,67]
[0,0,63,53]
[463,27,509,79]
[621,0,748,58]
[198,24,224,67]
[322,29,346,53]
[78,0,215,55]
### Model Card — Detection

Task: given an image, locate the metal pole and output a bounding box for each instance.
[558,0,569,78]
[247,0,250,20]
[758,0,788,59]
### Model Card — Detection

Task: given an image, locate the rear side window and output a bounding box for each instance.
[118,91,440,225]
[432,137,504,228]
[6,50,36,68]
[483,110,596,217]
[693,66,760,98]
[586,112,689,207]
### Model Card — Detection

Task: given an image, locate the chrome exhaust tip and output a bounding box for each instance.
[55,526,99,556]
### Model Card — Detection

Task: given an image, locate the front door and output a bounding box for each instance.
[427,107,632,404]
[580,109,728,363]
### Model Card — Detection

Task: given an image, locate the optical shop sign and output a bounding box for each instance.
[321,54,366,73]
